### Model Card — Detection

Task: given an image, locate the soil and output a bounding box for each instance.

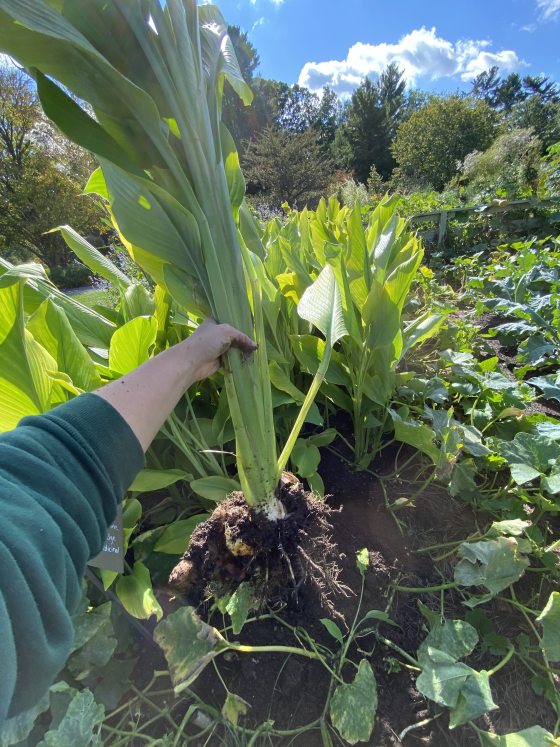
[151,444,556,747]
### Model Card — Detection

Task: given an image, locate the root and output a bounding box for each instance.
[169,480,347,621]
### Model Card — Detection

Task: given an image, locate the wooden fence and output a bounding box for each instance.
[409,197,560,250]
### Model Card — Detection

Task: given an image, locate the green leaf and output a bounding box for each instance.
[115,562,162,621]
[530,375,560,402]
[320,618,344,644]
[356,548,369,575]
[37,688,104,747]
[68,602,116,681]
[154,515,208,555]
[122,284,156,322]
[390,411,441,464]
[269,360,305,403]
[510,463,542,485]
[454,537,530,595]
[0,281,57,431]
[329,659,377,745]
[536,592,560,662]
[487,519,532,538]
[418,619,478,661]
[154,607,225,691]
[416,647,473,708]
[190,476,241,502]
[448,670,497,728]
[477,726,556,746]
[0,692,50,746]
[291,439,321,479]
[129,468,189,493]
[222,692,250,727]
[497,433,560,482]
[108,316,157,375]
[226,582,253,635]
[27,299,101,392]
[55,226,132,288]
[402,312,446,354]
[297,264,348,349]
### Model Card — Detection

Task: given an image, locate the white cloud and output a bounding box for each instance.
[0,53,17,69]
[251,16,265,32]
[298,27,525,95]
[270,0,285,4]
[537,0,560,19]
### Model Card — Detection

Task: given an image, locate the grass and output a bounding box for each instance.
[69,288,112,308]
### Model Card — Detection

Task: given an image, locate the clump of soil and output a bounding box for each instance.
[169,476,346,619]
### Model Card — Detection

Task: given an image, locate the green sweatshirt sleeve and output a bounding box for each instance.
[0,393,144,725]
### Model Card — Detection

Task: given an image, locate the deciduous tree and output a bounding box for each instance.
[0,66,101,274]
[244,126,333,207]
[391,96,496,191]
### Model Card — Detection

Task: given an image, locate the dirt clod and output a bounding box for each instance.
[169,480,345,618]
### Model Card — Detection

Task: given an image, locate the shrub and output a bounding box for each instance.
[49,261,91,289]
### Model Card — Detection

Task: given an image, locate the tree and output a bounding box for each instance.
[244,126,333,207]
[523,74,559,103]
[455,128,542,199]
[222,26,261,149]
[471,66,501,105]
[378,63,406,139]
[509,96,560,152]
[0,67,101,273]
[391,96,496,191]
[334,77,387,182]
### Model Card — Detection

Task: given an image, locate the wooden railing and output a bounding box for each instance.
[409,197,560,250]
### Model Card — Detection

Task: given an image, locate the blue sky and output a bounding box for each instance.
[215,0,560,95]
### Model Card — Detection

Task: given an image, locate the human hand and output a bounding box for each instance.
[184,318,258,381]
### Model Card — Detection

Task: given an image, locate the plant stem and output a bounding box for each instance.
[374,633,420,668]
[487,644,515,676]
[394,581,458,593]
[226,642,323,661]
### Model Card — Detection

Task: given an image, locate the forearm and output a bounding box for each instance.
[94,338,197,452]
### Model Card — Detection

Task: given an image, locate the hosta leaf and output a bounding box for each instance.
[154,607,225,691]
[536,591,560,662]
[454,537,530,595]
[329,659,377,744]
[115,562,162,621]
